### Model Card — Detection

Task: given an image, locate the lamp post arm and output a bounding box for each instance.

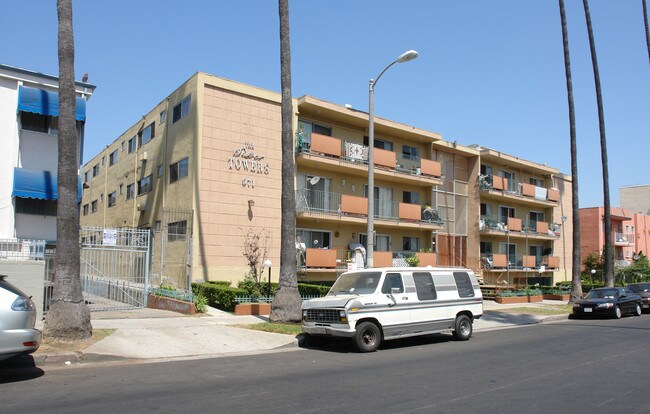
[372,59,399,90]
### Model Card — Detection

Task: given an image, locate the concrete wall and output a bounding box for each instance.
[621,185,650,215]
[0,261,46,320]
[18,129,58,171]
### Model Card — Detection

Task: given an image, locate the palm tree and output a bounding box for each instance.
[44,0,92,340]
[643,0,650,64]
[558,0,583,301]
[582,0,613,287]
[270,0,302,322]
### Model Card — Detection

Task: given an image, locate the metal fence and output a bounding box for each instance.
[0,239,46,261]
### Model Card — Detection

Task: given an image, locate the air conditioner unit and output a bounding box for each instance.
[136,202,146,212]
[139,151,148,161]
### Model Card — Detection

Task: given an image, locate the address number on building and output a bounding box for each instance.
[242,178,255,188]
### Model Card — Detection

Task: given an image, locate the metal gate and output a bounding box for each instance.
[80,227,150,311]
[151,209,193,291]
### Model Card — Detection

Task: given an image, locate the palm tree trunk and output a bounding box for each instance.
[559,0,583,301]
[641,0,650,61]
[583,0,614,287]
[44,0,92,340]
[270,0,302,322]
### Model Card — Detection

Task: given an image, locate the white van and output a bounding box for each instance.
[301,267,483,352]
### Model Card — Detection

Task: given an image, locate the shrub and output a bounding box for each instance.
[194,292,208,313]
[298,283,330,297]
[405,256,420,267]
[191,282,246,312]
[206,280,232,287]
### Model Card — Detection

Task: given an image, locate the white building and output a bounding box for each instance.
[0,64,95,243]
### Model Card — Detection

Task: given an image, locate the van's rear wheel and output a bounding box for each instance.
[354,322,381,352]
[453,315,472,341]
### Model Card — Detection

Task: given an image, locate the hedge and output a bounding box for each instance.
[298,283,330,297]
[192,282,246,312]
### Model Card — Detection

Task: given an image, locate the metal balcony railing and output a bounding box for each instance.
[614,233,633,244]
[478,175,559,202]
[481,254,559,271]
[479,215,560,237]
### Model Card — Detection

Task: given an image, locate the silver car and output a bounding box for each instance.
[0,275,41,362]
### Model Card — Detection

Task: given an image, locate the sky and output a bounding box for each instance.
[2,0,648,208]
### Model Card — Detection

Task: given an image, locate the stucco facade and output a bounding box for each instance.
[620,184,650,215]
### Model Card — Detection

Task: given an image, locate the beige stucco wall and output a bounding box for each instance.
[553,173,573,284]
[620,185,650,215]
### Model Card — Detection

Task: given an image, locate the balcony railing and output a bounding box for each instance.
[614,233,634,245]
[479,215,560,237]
[478,175,559,203]
[481,254,559,271]
[296,189,443,225]
[298,247,436,271]
[296,133,442,180]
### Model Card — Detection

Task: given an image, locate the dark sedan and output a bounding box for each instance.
[572,287,642,319]
[627,283,650,313]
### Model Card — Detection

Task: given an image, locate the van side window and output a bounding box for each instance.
[381,273,404,294]
[453,272,475,298]
[413,272,437,301]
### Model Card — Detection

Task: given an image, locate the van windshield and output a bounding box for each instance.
[328,271,382,295]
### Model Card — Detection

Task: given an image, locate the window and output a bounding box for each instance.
[453,272,475,298]
[169,157,189,183]
[297,120,332,143]
[128,136,136,153]
[154,220,162,232]
[15,198,57,216]
[157,164,164,178]
[172,95,191,123]
[363,136,393,151]
[121,141,126,152]
[91,200,98,213]
[480,203,493,217]
[109,150,118,166]
[480,164,493,177]
[168,220,187,242]
[529,177,544,187]
[83,171,90,183]
[126,183,135,200]
[529,211,545,231]
[499,206,515,223]
[403,237,419,251]
[20,112,58,134]
[160,109,167,124]
[92,164,100,177]
[137,175,152,195]
[101,156,105,166]
[499,171,516,192]
[499,243,517,265]
[403,191,419,204]
[413,272,437,301]
[359,233,390,251]
[402,145,420,161]
[296,229,331,249]
[83,204,89,216]
[480,242,492,255]
[119,184,124,195]
[139,123,155,146]
[381,273,404,294]
[108,191,117,207]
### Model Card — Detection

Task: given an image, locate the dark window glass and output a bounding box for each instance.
[109,150,118,166]
[381,273,404,294]
[128,137,136,153]
[172,95,191,123]
[453,272,475,298]
[15,198,57,216]
[21,112,58,134]
[139,123,155,146]
[363,136,393,151]
[92,164,100,177]
[403,237,419,251]
[83,204,89,216]
[108,192,117,207]
[402,145,420,161]
[413,272,437,301]
[168,220,187,242]
[169,157,189,183]
[126,183,135,200]
[137,175,153,195]
[91,200,98,213]
[312,124,331,136]
[403,191,419,204]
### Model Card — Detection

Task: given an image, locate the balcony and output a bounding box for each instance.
[614,232,634,246]
[478,175,559,207]
[297,248,437,272]
[296,133,443,187]
[479,215,560,239]
[296,189,443,230]
[481,254,559,272]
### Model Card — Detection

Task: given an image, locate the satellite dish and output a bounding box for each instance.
[309,176,321,185]
[633,254,640,260]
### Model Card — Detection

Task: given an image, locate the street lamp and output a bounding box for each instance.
[263,259,272,299]
[367,50,419,268]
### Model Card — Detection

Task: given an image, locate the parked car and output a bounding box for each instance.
[572,287,642,319]
[0,276,41,362]
[627,283,650,313]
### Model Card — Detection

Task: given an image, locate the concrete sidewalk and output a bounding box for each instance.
[30,300,570,366]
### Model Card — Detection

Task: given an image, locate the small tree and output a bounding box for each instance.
[239,228,270,297]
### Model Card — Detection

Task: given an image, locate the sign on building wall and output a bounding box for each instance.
[227,141,270,188]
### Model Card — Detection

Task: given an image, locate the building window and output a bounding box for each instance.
[101,156,105,166]
[108,191,117,207]
[480,164,493,177]
[92,164,100,177]
[91,200,98,213]
[15,198,57,216]
[529,177,544,187]
[109,150,118,166]
[172,95,191,123]
[126,183,135,200]
[83,171,90,183]
[169,157,189,183]
[154,220,162,232]
[121,141,126,152]
[20,112,58,134]
[137,175,153,195]
[403,237,419,252]
[157,164,164,177]
[402,145,420,161]
[160,109,167,124]
[480,241,492,255]
[168,220,187,242]
[119,184,124,195]
[139,123,155,146]
[128,136,136,153]
[83,204,89,216]
[403,191,419,204]
[296,229,331,249]
[363,136,393,151]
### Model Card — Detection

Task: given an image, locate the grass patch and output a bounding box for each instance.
[241,322,302,335]
[35,329,116,355]
[497,305,572,316]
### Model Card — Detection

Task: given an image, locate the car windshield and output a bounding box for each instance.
[585,289,618,300]
[328,271,382,295]
[629,283,650,293]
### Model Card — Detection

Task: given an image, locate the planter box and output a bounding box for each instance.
[148,294,196,315]
[235,303,271,316]
[527,295,543,303]
[495,296,528,304]
[543,293,570,301]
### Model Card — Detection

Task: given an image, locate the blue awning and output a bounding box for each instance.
[12,168,82,202]
[17,86,87,121]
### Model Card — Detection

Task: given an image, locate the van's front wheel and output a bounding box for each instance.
[453,315,473,341]
[354,322,381,352]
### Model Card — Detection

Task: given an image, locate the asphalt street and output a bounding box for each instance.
[2,316,649,414]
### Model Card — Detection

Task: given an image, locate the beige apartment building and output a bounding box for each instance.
[80,72,572,289]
